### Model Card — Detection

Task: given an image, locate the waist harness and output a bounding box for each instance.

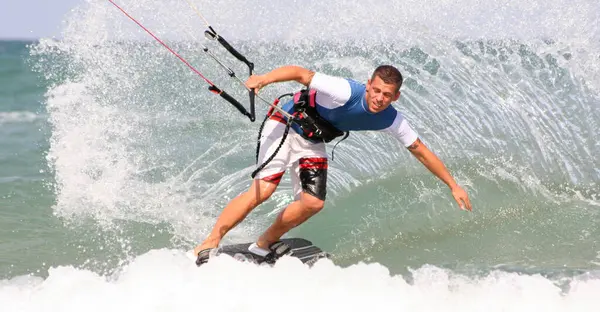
[251,89,349,178]
[293,89,347,143]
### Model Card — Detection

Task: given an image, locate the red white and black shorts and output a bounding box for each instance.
[254,119,328,201]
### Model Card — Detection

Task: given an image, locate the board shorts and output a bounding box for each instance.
[254,118,328,201]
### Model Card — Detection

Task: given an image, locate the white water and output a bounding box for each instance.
[2,251,600,312]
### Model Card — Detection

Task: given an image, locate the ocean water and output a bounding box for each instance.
[1,0,600,311]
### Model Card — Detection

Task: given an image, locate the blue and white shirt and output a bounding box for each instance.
[280,72,418,147]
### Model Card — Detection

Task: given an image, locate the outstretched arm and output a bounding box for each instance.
[407,138,472,211]
[245,65,315,91]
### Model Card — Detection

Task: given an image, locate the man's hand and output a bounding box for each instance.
[245,74,269,93]
[244,66,315,93]
[450,185,472,211]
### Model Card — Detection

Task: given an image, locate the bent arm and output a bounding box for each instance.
[262,65,315,86]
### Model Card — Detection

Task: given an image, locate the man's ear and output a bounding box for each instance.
[366,79,372,90]
[393,91,401,101]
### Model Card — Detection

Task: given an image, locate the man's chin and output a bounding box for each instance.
[369,106,383,113]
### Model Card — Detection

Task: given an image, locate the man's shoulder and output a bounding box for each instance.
[311,73,362,108]
[345,78,366,90]
[341,78,365,104]
[312,73,364,91]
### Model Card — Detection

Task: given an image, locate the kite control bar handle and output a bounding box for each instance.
[209,86,254,121]
[205,27,254,71]
[205,27,256,122]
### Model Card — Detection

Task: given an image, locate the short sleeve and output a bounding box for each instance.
[309,72,352,109]
[382,113,419,147]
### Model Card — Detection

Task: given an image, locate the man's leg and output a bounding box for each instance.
[194,118,289,257]
[256,191,324,249]
[256,156,327,249]
[193,177,280,256]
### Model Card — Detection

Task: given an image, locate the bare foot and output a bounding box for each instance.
[256,237,274,250]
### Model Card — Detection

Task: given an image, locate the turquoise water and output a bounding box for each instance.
[1,0,600,310]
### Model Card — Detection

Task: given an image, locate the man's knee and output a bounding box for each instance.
[300,193,325,214]
[247,178,279,206]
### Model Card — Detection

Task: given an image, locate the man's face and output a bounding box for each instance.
[365,76,401,113]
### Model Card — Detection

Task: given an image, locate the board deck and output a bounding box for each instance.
[218,238,330,265]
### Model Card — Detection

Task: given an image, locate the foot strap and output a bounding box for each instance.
[195,248,215,266]
[262,241,291,264]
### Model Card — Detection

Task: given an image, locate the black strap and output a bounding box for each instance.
[330,131,350,161]
[251,119,292,179]
[261,241,291,264]
[195,248,214,266]
[251,93,294,179]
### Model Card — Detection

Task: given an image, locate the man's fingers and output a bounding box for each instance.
[452,188,472,212]
[462,193,472,211]
[456,196,471,211]
[462,196,472,211]
[458,198,465,210]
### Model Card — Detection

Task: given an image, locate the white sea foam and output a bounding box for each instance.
[1,250,599,312]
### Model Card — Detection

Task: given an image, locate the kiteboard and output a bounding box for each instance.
[211,238,330,266]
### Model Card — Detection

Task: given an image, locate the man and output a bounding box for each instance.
[194,65,472,264]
